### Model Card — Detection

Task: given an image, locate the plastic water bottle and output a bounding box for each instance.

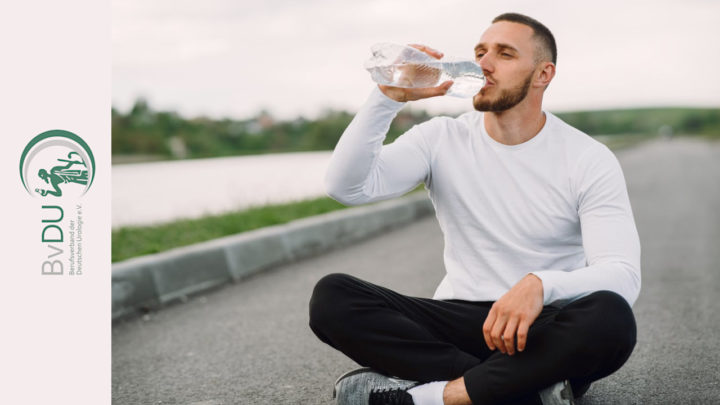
[364,43,485,98]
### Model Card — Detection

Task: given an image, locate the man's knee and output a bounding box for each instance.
[585,290,636,340]
[569,290,637,367]
[308,273,356,331]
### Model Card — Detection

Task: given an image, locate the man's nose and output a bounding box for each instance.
[477,54,494,75]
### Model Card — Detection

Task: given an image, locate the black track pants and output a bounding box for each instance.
[309,273,636,405]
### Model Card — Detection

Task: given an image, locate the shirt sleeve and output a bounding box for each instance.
[324,86,436,205]
[531,144,642,306]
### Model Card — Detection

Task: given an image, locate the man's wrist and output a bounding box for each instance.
[371,85,407,108]
[376,85,409,103]
[526,273,545,302]
[527,273,542,285]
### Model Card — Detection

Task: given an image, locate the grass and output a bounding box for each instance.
[112,133,659,263]
[113,195,347,262]
[593,133,658,150]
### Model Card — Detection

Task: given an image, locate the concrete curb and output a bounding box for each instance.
[112,193,434,321]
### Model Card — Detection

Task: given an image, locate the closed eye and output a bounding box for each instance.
[476,52,513,58]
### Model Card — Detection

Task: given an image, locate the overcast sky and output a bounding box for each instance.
[113,0,720,120]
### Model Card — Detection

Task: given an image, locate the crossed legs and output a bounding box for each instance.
[309,273,636,405]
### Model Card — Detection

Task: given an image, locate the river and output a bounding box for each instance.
[112,151,332,228]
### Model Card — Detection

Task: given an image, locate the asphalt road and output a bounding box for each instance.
[112,137,720,404]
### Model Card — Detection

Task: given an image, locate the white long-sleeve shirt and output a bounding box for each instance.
[325,87,641,306]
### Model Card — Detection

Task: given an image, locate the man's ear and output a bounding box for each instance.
[535,62,555,88]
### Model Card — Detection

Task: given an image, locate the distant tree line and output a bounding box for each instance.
[112,99,720,161]
[557,108,720,137]
[112,99,430,161]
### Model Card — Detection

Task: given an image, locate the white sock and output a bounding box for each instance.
[408,381,447,405]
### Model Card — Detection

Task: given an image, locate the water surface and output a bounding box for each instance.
[112,151,332,228]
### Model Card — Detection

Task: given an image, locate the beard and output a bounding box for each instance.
[473,71,533,112]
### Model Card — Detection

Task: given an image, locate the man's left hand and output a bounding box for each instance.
[482,274,544,355]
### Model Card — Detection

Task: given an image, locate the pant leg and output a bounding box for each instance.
[308,273,491,382]
[463,290,637,405]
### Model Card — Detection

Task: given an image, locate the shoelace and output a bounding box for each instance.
[368,387,412,405]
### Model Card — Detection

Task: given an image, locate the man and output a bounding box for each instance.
[309,13,640,405]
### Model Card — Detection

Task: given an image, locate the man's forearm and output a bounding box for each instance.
[324,88,405,205]
[531,260,641,307]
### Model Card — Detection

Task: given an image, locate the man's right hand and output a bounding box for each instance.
[378,44,454,102]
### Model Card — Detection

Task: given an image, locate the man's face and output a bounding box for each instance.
[472,21,539,112]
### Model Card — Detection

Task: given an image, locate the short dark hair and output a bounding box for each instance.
[492,13,557,65]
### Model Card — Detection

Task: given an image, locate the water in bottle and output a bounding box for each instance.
[364,43,485,98]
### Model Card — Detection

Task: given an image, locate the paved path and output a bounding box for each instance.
[112,137,720,404]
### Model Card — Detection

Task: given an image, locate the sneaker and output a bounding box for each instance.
[538,380,575,405]
[333,367,418,405]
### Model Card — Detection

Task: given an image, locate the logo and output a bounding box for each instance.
[19,130,95,198]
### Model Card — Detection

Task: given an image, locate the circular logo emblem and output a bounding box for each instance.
[19,130,95,198]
